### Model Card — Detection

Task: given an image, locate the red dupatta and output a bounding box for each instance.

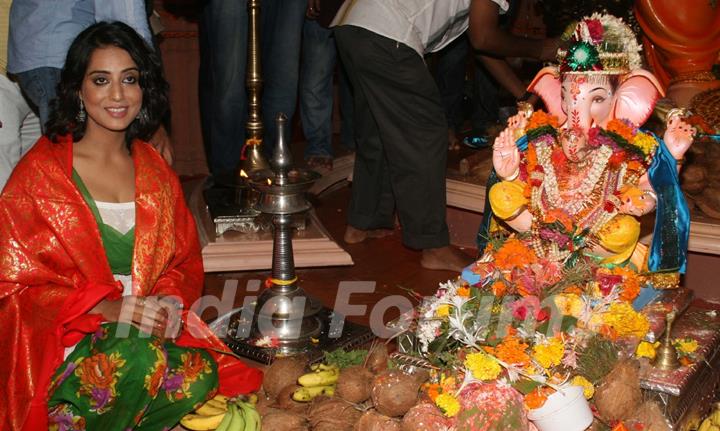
[0,136,261,431]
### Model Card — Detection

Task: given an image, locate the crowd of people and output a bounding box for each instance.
[0,0,564,429]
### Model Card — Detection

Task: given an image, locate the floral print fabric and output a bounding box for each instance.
[48,323,217,431]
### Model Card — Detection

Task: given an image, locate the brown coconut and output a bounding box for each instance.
[337,366,374,403]
[370,370,423,417]
[594,359,643,422]
[355,409,402,431]
[402,402,451,431]
[365,343,389,374]
[308,398,362,431]
[275,384,310,414]
[261,411,309,431]
[627,401,671,431]
[263,356,307,399]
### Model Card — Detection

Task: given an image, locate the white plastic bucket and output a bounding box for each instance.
[527,385,593,431]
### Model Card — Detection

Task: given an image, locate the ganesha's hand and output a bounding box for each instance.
[619,187,657,217]
[664,115,695,161]
[493,127,521,179]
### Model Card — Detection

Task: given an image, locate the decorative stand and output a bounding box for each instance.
[219,116,373,363]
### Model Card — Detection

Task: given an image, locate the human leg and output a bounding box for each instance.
[300,19,336,162]
[335,27,397,235]
[199,0,249,175]
[435,35,469,147]
[338,59,356,151]
[0,75,36,189]
[261,0,306,156]
[14,67,62,131]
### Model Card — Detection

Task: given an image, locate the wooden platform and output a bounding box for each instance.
[187,178,353,272]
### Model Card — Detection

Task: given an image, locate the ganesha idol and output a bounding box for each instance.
[462,14,696,307]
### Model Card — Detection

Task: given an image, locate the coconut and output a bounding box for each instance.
[627,401,670,431]
[337,366,374,403]
[263,356,307,399]
[261,411,309,431]
[355,409,402,431]
[275,384,309,413]
[401,402,451,431]
[370,370,423,417]
[307,398,362,431]
[365,343,389,374]
[594,359,642,422]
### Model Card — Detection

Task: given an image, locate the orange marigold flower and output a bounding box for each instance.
[607,119,634,142]
[525,144,539,173]
[544,208,573,232]
[611,422,630,431]
[491,280,507,296]
[494,238,537,270]
[457,286,471,298]
[612,266,640,302]
[423,383,441,401]
[564,285,584,295]
[524,386,553,409]
[527,110,560,130]
[495,336,531,366]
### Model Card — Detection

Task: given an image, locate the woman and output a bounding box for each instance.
[0,22,261,431]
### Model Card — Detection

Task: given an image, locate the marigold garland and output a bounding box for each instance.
[527,110,560,130]
[494,238,538,270]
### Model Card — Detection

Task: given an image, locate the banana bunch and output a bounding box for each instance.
[699,408,720,431]
[292,363,339,402]
[180,394,261,431]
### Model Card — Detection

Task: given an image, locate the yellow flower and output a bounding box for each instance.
[436,304,450,317]
[635,341,658,359]
[465,352,503,380]
[532,337,565,369]
[435,393,461,417]
[554,294,584,318]
[632,132,658,156]
[599,303,650,339]
[570,375,595,399]
[674,338,699,355]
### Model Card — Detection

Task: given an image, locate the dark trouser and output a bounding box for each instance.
[335,26,449,250]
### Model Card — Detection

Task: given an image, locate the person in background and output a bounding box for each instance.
[0,22,261,431]
[332,0,560,272]
[299,0,355,171]
[0,0,41,190]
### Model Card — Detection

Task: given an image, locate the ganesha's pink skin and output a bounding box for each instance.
[529,66,664,133]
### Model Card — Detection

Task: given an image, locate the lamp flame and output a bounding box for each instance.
[267,178,272,185]
[240,169,249,178]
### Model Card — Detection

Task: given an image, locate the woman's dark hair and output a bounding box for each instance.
[46,21,169,148]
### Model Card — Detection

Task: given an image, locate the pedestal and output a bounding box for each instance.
[187,178,353,272]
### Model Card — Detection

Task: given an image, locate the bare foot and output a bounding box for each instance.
[344,225,395,244]
[448,128,461,151]
[421,246,472,272]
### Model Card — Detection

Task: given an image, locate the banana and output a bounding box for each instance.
[214,410,234,431]
[196,399,228,416]
[297,367,339,387]
[180,412,227,430]
[227,402,246,431]
[700,419,712,431]
[247,393,258,405]
[292,385,335,402]
[204,398,229,411]
[238,401,261,431]
[214,394,229,404]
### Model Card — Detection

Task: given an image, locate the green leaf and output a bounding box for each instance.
[512,378,543,395]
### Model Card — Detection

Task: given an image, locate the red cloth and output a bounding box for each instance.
[0,136,262,430]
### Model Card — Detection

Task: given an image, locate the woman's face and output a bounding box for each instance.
[79,46,142,136]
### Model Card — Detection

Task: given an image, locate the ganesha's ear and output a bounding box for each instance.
[611,69,665,127]
[528,66,566,125]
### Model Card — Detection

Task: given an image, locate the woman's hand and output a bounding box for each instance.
[306,0,320,19]
[90,295,182,339]
[664,114,695,161]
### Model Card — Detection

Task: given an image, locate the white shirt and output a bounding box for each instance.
[96,200,135,296]
[332,0,509,57]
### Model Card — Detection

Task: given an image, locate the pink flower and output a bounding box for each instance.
[510,296,547,322]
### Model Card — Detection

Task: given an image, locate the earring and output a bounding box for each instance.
[76,99,86,123]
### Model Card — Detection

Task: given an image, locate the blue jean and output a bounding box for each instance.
[199,0,306,175]
[299,20,355,160]
[14,67,62,132]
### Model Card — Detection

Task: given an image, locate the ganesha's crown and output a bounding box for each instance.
[557,13,642,75]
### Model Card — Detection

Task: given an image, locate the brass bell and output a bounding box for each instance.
[652,311,680,371]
